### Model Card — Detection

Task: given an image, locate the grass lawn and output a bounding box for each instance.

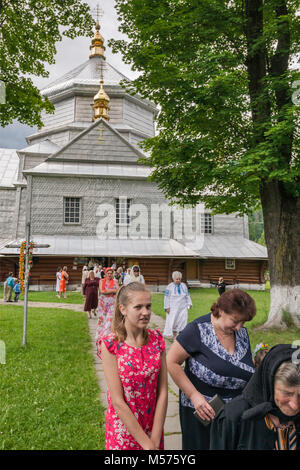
[0,286,84,304]
[151,288,300,351]
[0,305,105,450]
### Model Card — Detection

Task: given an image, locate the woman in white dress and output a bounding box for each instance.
[56,267,62,298]
[163,271,192,340]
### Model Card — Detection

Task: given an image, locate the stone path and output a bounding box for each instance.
[1,299,182,450]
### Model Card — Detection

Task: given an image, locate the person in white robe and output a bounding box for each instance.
[163,271,192,339]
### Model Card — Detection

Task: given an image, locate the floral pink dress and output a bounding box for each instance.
[97,329,165,450]
[95,279,117,341]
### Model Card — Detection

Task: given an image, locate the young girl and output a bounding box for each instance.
[98,282,168,450]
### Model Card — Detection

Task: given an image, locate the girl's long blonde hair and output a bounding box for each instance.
[112,282,150,344]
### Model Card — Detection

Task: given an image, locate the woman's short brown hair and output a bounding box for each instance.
[211,288,256,321]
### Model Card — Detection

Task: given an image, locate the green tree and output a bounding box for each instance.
[0,0,94,127]
[248,210,264,243]
[258,230,266,247]
[111,0,300,328]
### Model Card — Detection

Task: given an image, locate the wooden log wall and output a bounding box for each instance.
[0,258,18,282]
[3,256,267,287]
[29,257,82,287]
[27,256,173,287]
[199,259,267,285]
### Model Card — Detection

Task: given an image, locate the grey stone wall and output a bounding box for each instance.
[30,176,168,238]
[40,98,75,129]
[213,213,245,235]
[29,176,246,240]
[123,98,155,137]
[75,96,124,124]
[16,187,27,239]
[23,154,50,171]
[0,188,16,238]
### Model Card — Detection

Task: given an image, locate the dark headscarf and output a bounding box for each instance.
[242,344,300,423]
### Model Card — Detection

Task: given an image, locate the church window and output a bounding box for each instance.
[225,259,236,270]
[200,213,213,234]
[64,197,81,224]
[116,197,131,226]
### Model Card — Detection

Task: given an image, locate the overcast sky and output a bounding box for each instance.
[0,0,137,149]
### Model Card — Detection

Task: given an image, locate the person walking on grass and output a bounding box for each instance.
[95,267,119,342]
[83,268,99,319]
[58,266,69,299]
[56,267,62,298]
[13,279,20,302]
[97,282,168,450]
[5,272,15,302]
[163,271,192,341]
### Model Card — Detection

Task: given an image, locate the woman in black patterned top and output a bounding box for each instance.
[166,289,256,450]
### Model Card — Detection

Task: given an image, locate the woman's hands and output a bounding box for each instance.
[190,391,215,423]
[143,436,161,450]
[166,308,170,314]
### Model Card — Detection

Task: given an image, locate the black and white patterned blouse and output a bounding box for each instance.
[176,313,255,408]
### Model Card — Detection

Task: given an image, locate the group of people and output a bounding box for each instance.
[3,272,20,302]
[96,272,300,451]
[81,263,145,335]
[55,266,69,299]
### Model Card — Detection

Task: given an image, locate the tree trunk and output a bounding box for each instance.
[260,182,300,328]
[245,0,300,329]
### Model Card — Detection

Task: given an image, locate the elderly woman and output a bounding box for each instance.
[167,288,256,450]
[83,268,99,319]
[210,344,300,450]
[95,267,119,341]
[163,271,192,340]
[124,265,145,286]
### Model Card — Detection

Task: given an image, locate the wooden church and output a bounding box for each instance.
[0,22,268,290]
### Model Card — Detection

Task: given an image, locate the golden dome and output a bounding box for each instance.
[89,22,106,59]
[93,79,110,121]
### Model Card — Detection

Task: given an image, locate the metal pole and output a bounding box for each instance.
[22,222,30,347]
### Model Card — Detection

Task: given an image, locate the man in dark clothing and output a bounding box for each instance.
[210,344,300,450]
[215,277,226,296]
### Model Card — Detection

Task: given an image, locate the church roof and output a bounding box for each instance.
[0,236,199,258]
[18,139,61,154]
[24,160,150,179]
[0,149,19,188]
[41,57,130,98]
[185,235,268,259]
